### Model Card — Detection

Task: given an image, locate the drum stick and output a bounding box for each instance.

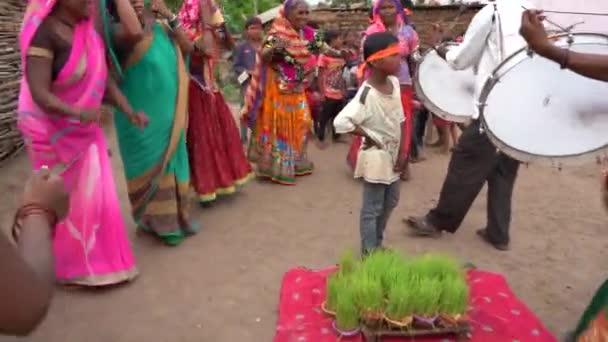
[542,9,608,17]
[426,3,468,48]
[521,6,569,33]
[442,4,468,35]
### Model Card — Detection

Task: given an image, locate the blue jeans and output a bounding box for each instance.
[360,180,401,255]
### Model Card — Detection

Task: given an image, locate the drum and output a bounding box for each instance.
[479,33,608,167]
[414,43,477,123]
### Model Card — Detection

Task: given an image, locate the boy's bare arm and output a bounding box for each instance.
[394,121,407,172]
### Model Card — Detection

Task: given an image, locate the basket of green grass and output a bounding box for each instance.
[322,273,341,316]
[333,284,361,336]
[351,270,384,327]
[437,274,470,327]
[384,274,415,328]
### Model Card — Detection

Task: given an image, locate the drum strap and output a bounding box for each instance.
[360,86,371,105]
[492,3,505,62]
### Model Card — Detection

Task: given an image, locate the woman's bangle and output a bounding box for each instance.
[168,15,180,29]
[172,22,183,31]
[12,203,58,242]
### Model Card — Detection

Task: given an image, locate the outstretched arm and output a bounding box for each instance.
[521,10,608,82]
[0,169,69,336]
[0,220,54,336]
[104,78,149,128]
[540,47,608,82]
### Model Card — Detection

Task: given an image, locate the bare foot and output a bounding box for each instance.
[400,165,411,181]
[313,138,328,150]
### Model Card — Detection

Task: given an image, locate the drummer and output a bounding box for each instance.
[404,0,536,251]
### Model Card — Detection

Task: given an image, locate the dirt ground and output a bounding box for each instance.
[0,118,606,342]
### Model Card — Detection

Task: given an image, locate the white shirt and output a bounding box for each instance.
[334,76,405,184]
[445,0,536,119]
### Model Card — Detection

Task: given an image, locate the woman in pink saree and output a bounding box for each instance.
[17,0,140,286]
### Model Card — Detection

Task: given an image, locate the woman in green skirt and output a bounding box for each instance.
[104,0,201,245]
[567,280,608,341]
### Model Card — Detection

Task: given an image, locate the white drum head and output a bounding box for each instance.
[415,44,476,123]
[479,33,608,166]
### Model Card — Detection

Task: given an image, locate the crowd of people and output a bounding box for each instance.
[4,0,608,339]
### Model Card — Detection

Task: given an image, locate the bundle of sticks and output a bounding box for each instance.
[0,0,26,166]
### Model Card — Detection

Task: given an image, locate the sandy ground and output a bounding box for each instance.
[0,116,606,342]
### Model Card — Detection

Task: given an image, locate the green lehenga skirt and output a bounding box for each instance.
[570,279,608,341]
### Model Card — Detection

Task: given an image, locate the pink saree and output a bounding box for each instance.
[17,0,137,286]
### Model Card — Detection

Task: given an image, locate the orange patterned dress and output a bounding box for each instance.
[573,280,608,342]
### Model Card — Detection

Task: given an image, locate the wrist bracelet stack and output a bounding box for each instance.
[12,203,58,242]
[168,14,181,30]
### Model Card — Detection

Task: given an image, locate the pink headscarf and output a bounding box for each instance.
[366,0,409,35]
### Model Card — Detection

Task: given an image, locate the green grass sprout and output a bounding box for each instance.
[335,285,360,331]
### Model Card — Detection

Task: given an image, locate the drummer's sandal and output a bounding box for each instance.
[404,216,441,238]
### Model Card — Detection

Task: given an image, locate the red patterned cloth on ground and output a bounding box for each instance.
[272,267,557,342]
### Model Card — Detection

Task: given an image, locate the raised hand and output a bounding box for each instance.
[78,109,99,124]
[150,0,173,18]
[128,111,149,129]
[520,10,550,55]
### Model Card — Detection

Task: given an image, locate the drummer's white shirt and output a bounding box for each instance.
[445,0,536,119]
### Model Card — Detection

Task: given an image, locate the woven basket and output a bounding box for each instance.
[0,1,25,166]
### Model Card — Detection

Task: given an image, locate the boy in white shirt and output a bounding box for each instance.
[334,32,407,256]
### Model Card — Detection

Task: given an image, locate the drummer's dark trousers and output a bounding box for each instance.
[426,120,520,244]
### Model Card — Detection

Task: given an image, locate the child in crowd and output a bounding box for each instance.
[233,16,264,145]
[427,33,461,153]
[343,31,361,64]
[342,31,361,102]
[334,32,407,256]
[317,30,346,143]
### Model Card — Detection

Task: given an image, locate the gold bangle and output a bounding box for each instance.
[11,203,58,242]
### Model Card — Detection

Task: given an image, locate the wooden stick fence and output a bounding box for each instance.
[0,1,25,166]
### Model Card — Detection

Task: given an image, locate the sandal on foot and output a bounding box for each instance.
[403,216,441,238]
[476,229,510,251]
